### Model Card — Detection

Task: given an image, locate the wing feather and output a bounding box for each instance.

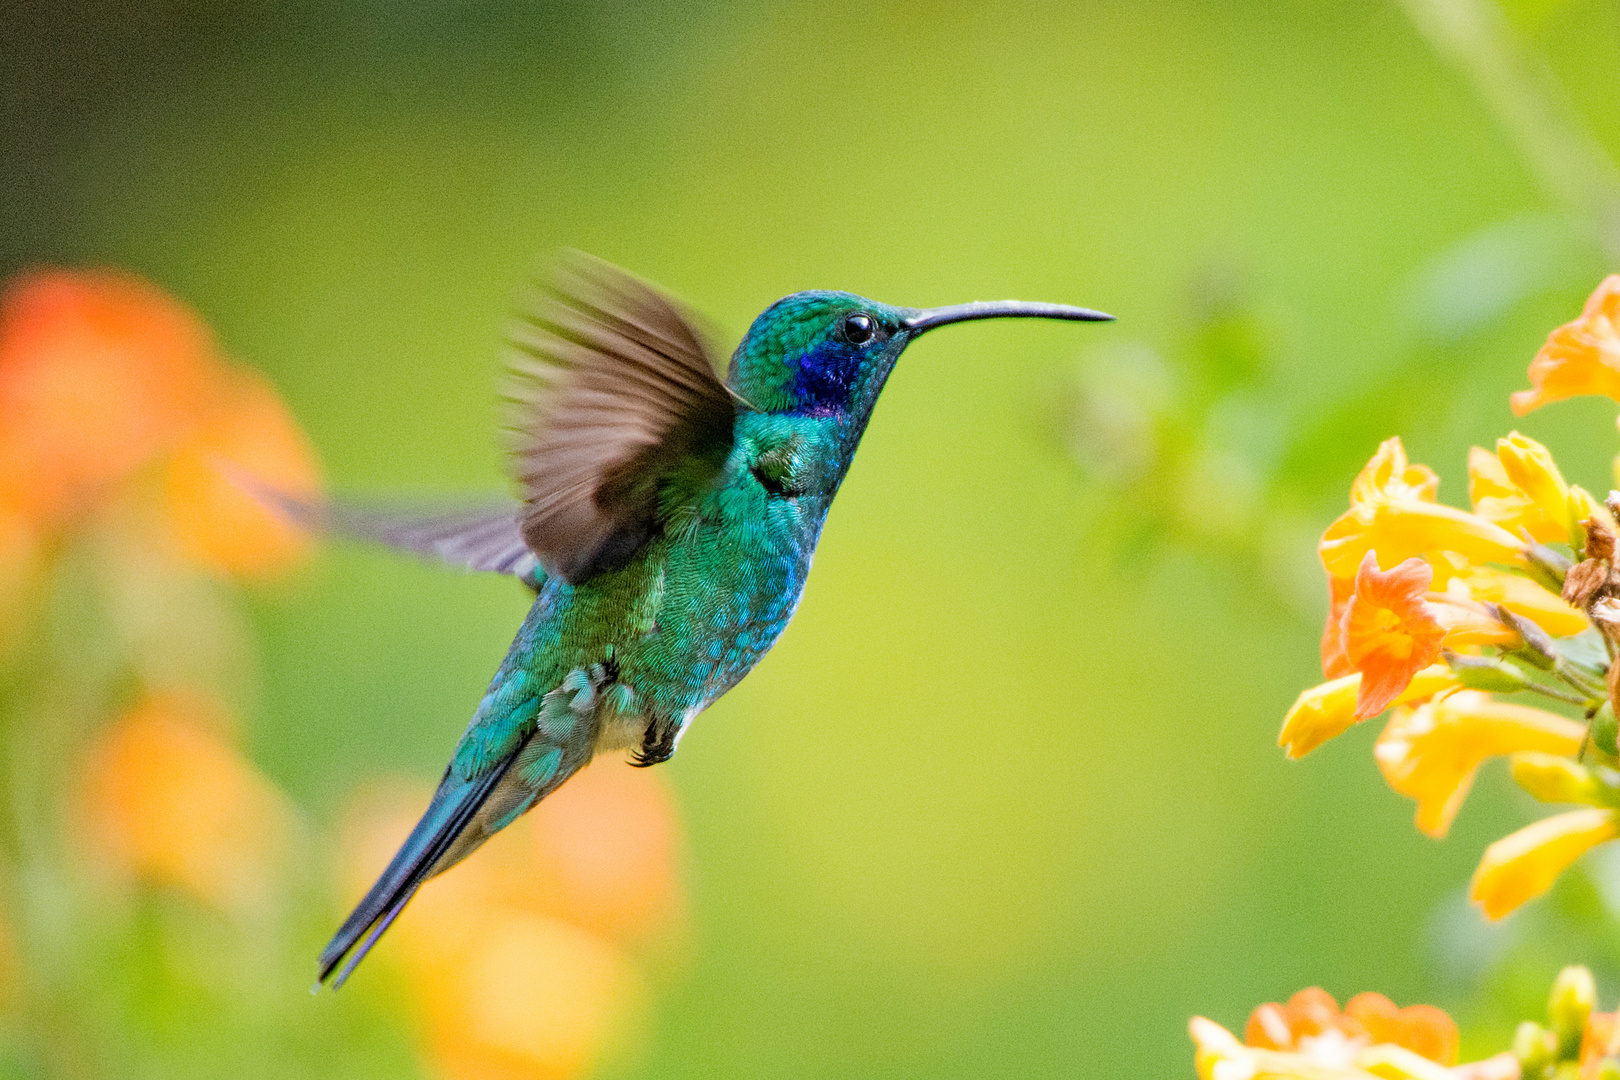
[503,252,736,583]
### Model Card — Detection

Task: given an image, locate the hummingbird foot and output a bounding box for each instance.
[630,715,679,767]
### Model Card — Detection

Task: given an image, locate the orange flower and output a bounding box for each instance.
[1582,1008,1620,1080]
[0,270,222,524]
[1470,807,1620,919]
[1341,552,1446,719]
[164,366,321,578]
[1375,691,1586,838]
[1244,988,1458,1067]
[1321,574,1356,678]
[75,690,299,917]
[1511,275,1620,416]
[1279,666,1458,760]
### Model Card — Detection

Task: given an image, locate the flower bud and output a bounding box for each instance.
[1595,703,1620,759]
[1494,605,1557,669]
[1515,1020,1555,1073]
[1548,965,1597,1057]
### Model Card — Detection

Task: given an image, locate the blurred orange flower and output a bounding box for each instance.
[165,366,320,578]
[0,267,320,585]
[75,689,300,918]
[1340,552,1446,719]
[1583,1007,1620,1080]
[340,759,686,1080]
[1244,987,1458,1067]
[1471,807,1620,919]
[1375,691,1586,838]
[0,270,220,523]
[1511,275,1620,416]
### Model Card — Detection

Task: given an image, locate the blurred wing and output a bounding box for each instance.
[504,251,736,584]
[230,469,542,587]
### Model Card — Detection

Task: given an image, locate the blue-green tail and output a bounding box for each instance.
[316,755,518,989]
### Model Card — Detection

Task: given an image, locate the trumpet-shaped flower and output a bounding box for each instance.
[1192,1014,1489,1080]
[1440,565,1587,637]
[1340,552,1447,719]
[1511,275,1620,416]
[1279,666,1457,760]
[1470,807,1620,919]
[1319,497,1523,583]
[1375,691,1586,838]
[1321,441,1524,627]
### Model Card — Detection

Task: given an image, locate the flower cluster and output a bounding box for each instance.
[1189,966,1620,1080]
[1280,276,1620,920]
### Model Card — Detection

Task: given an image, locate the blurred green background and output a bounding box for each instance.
[6,0,1620,1077]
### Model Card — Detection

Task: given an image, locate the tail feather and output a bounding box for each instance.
[317,754,518,988]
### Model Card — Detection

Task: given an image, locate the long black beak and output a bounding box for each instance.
[901,300,1114,334]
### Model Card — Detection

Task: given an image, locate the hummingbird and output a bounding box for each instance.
[310,252,1112,987]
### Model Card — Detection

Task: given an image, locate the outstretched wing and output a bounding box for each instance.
[230,471,544,589]
[504,251,737,584]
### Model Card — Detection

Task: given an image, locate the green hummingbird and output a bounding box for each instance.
[311,252,1111,987]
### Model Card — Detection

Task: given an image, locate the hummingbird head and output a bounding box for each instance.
[727,290,1112,422]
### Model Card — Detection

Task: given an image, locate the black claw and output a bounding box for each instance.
[632,716,678,767]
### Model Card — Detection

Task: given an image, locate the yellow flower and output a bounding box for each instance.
[1279,666,1457,760]
[1350,438,1440,507]
[1319,498,1524,582]
[1470,432,1612,549]
[1470,807,1620,919]
[1374,691,1585,838]
[1322,439,1523,581]
[1511,275,1620,416]
[1440,565,1586,638]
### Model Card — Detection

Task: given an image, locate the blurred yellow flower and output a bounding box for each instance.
[1374,691,1585,838]
[75,690,300,918]
[1278,665,1456,760]
[1511,275,1620,416]
[1470,807,1620,919]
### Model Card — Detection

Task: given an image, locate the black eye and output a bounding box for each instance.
[841,312,874,345]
